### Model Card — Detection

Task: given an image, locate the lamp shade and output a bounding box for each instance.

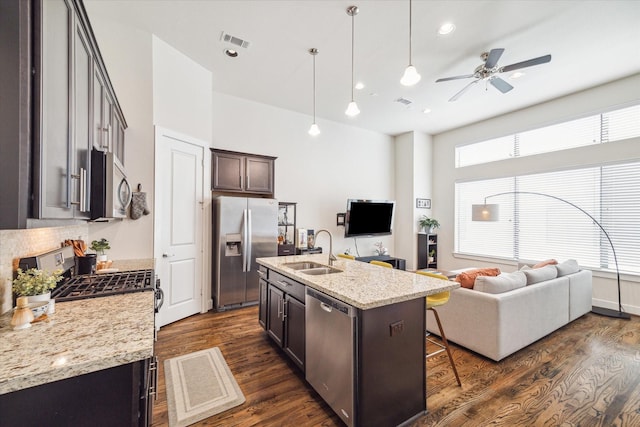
[345,100,360,116]
[308,123,320,136]
[472,204,499,221]
[400,65,421,86]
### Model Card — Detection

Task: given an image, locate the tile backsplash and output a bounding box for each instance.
[0,224,88,314]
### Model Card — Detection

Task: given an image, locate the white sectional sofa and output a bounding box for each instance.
[426,260,592,362]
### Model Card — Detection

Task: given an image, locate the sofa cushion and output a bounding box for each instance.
[532,258,558,268]
[455,267,501,289]
[474,271,527,294]
[556,259,580,276]
[523,264,558,285]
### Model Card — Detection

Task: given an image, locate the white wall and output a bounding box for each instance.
[212,92,395,257]
[433,73,640,316]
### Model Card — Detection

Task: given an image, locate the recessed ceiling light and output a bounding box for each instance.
[438,22,456,35]
[224,48,238,58]
[510,71,526,79]
[422,108,432,114]
[355,82,365,90]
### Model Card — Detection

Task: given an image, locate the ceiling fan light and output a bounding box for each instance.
[345,101,360,117]
[308,123,320,136]
[401,65,421,86]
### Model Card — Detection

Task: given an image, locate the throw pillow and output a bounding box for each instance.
[532,259,558,269]
[455,267,501,289]
[474,271,527,294]
[523,264,558,285]
[556,259,580,276]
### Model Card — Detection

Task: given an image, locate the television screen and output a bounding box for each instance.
[344,199,395,237]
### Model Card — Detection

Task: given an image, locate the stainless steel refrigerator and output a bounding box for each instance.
[213,196,278,310]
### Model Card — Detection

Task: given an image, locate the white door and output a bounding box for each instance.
[155,127,205,327]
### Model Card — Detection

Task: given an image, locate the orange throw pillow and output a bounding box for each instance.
[532,259,558,269]
[455,268,501,289]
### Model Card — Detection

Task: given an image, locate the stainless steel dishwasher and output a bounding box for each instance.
[305,288,357,427]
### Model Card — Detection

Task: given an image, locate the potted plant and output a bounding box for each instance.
[419,216,440,234]
[428,249,436,264]
[13,268,63,309]
[90,238,111,262]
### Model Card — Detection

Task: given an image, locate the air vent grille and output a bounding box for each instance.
[220,32,251,49]
[395,97,412,106]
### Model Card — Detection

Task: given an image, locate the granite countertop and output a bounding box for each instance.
[101,258,155,272]
[0,292,154,395]
[257,254,460,310]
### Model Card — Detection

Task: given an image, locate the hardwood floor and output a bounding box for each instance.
[152,307,640,426]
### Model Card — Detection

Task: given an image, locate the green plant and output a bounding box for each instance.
[429,249,436,257]
[419,216,440,232]
[90,238,111,255]
[12,268,63,297]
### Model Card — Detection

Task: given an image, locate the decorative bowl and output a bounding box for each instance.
[28,301,49,319]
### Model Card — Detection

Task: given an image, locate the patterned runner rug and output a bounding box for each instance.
[164,347,245,427]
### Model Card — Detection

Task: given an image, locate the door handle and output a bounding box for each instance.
[162,253,175,258]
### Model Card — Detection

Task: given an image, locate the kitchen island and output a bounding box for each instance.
[256,254,459,427]
[0,264,156,426]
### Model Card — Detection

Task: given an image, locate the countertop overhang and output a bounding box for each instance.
[257,254,459,310]
[0,259,156,395]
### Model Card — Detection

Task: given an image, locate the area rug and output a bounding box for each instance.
[164,347,245,427]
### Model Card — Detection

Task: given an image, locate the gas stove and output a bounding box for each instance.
[18,246,163,311]
[52,269,154,302]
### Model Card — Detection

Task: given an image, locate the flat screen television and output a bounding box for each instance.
[344,199,395,238]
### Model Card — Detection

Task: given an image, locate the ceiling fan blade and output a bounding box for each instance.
[501,54,552,72]
[449,80,479,102]
[436,74,475,83]
[490,77,514,93]
[484,48,505,69]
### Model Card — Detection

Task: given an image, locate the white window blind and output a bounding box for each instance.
[455,103,640,168]
[455,161,640,274]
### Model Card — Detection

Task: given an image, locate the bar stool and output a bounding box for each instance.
[370,260,393,268]
[417,271,462,387]
[338,253,356,260]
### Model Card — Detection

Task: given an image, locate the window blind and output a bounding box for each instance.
[456,161,640,274]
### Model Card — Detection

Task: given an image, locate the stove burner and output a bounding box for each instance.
[52,269,154,302]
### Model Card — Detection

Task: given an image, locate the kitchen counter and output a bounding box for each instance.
[0,291,154,395]
[256,253,459,310]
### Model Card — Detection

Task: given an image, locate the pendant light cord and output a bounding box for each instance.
[313,51,317,121]
[408,0,413,65]
[350,11,355,101]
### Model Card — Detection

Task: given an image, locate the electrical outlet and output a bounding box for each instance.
[390,320,404,337]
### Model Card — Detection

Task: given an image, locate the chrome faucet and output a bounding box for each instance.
[314,229,337,266]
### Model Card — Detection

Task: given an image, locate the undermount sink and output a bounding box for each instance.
[299,267,343,275]
[283,261,326,270]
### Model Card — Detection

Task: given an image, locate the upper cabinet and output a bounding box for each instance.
[211,149,276,196]
[31,0,127,221]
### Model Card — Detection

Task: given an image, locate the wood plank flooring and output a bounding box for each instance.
[152,307,640,426]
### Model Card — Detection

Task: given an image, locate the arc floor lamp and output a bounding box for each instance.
[472,191,630,319]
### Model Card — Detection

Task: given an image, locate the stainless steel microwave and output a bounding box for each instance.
[90,149,131,220]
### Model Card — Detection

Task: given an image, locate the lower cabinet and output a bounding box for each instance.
[261,269,305,371]
[0,357,156,427]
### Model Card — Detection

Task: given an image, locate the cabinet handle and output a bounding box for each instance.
[149,356,159,400]
[80,168,87,212]
[278,298,283,319]
[276,280,291,287]
[101,127,110,149]
[257,270,266,278]
[283,299,288,320]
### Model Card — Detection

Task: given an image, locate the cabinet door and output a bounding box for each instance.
[113,113,125,166]
[72,20,92,217]
[267,285,284,347]
[284,295,305,371]
[258,278,268,330]
[245,156,274,194]
[37,0,73,218]
[212,151,244,191]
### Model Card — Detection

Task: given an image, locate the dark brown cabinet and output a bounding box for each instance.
[417,233,438,269]
[211,148,276,196]
[278,202,296,256]
[261,268,306,371]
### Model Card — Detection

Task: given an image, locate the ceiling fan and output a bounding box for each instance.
[436,48,552,102]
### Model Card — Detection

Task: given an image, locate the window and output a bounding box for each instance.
[455,161,640,274]
[455,103,640,168]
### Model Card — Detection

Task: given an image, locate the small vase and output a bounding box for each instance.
[97,254,108,262]
[27,292,51,318]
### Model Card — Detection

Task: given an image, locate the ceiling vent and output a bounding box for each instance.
[395,97,413,106]
[220,32,251,49]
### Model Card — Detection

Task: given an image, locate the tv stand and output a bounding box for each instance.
[356,255,406,270]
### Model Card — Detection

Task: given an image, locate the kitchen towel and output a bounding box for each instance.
[130,184,150,220]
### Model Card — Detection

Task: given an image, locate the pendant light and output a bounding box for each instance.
[400,0,421,86]
[308,48,320,136]
[345,5,360,117]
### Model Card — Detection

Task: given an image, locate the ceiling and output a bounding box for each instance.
[85,0,640,136]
